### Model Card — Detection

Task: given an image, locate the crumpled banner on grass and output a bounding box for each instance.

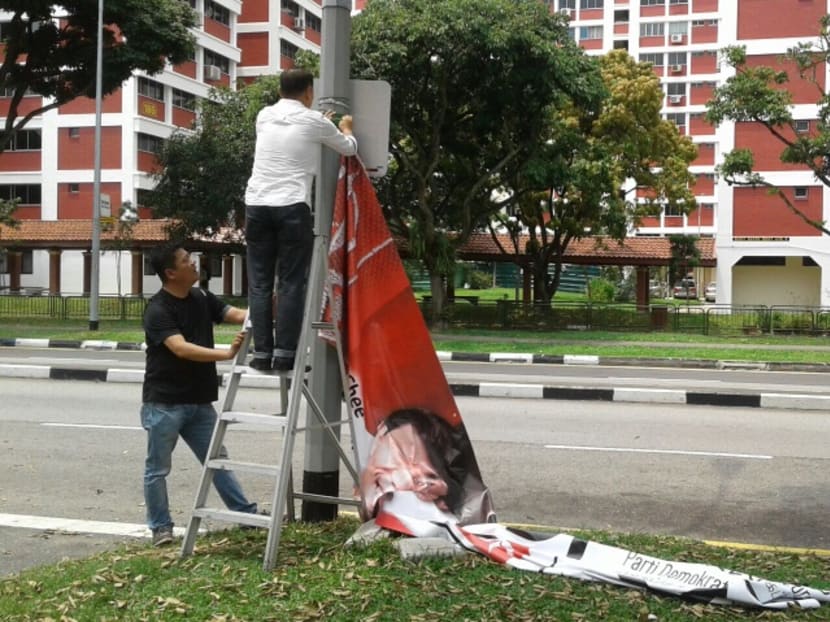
[326,157,830,611]
[375,496,830,611]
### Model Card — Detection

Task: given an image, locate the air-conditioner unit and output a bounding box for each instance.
[670,64,683,73]
[194,10,203,23]
[293,17,305,30]
[204,65,222,81]
[669,33,684,44]
[558,8,572,16]
[668,94,683,104]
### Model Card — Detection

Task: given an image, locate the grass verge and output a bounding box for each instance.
[2,518,828,621]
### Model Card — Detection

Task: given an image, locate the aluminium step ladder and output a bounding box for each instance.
[180,233,362,571]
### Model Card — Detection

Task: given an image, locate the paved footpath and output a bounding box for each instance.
[3,337,830,411]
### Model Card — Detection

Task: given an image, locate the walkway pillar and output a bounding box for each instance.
[130,250,143,296]
[635,266,650,311]
[8,250,22,291]
[82,250,92,295]
[48,249,62,294]
[222,255,233,296]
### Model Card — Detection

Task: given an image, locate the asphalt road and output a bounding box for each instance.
[3,377,830,576]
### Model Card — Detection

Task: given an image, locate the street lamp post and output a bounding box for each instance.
[89,0,104,330]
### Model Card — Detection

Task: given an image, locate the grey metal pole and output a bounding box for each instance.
[89,0,104,330]
[302,0,351,522]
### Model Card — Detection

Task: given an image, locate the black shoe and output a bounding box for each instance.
[272,356,295,372]
[240,509,270,530]
[248,357,273,372]
[273,357,312,374]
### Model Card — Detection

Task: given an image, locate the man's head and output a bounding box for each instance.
[279,69,314,107]
[149,243,197,286]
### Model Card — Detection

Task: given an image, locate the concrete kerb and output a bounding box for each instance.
[3,338,830,410]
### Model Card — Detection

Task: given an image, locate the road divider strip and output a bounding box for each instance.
[5,363,830,411]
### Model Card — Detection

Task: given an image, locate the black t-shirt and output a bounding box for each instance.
[142,287,228,404]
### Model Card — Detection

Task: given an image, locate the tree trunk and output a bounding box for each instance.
[429,273,447,329]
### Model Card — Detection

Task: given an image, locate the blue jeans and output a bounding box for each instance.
[245,202,313,360]
[140,402,256,531]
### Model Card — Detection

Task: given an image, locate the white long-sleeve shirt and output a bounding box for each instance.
[244,98,358,207]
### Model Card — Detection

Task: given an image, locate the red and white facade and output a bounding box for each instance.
[3,0,830,306]
[560,0,830,305]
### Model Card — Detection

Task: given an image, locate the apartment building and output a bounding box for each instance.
[557,0,830,305]
[2,0,829,306]
[0,0,322,296]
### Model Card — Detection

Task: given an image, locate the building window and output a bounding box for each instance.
[0,184,41,204]
[640,0,665,5]
[667,82,686,97]
[68,127,80,138]
[639,52,664,67]
[665,112,685,128]
[794,119,810,133]
[579,25,603,39]
[580,0,603,8]
[138,77,164,102]
[8,129,41,151]
[305,13,321,32]
[613,40,629,50]
[203,50,230,74]
[69,183,80,193]
[669,0,688,4]
[172,88,197,111]
[205,0,230,26]
[280,39,299,60]
[560,0,576,7]
[794,187,808,200]
[640,22,665,36]
[136,188,154,208]
[282,0,301,17]
[137,133,165,155]
[664,203,683,216]
[614,9,629,22]
[667,52,686,67]
[668,21,688,35]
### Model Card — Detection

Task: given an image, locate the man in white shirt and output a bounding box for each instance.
[244,69,357,372]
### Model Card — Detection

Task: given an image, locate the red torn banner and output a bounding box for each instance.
[323,156,495,526]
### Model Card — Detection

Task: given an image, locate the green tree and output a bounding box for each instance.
[101,201,138,296]
[492,49,698,303]
[668,233,701,289]
[351,0,603,314]
[149,76,281,241]
[706,17,830,235]
[0,0,195,153]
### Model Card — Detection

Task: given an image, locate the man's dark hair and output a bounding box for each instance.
[149,243,182,282]
[279,69,314,98]
[383,408,474,515]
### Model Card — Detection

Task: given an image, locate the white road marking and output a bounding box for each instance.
[544,444,772,460]
[0,513,155,538]
[41,423,142,431]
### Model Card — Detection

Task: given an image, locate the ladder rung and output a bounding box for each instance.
[221,411,287,427]
[192,507,271,528]
[291,492,361,507]
[207,458,280,477]
[311,321,334,331]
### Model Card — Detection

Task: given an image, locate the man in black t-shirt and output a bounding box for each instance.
[141,243,258,547]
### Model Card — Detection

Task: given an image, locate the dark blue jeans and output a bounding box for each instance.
[245,202,313,360]
[140,403,256,530]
